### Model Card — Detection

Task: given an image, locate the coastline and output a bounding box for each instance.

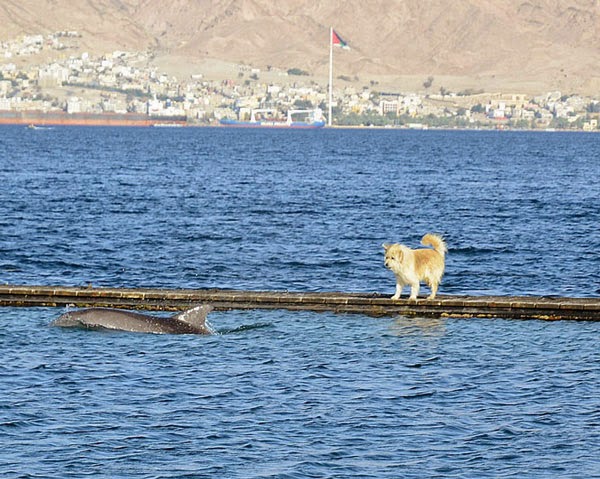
[2,110,597,133]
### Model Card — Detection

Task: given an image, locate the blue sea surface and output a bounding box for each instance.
[1,126,599,478]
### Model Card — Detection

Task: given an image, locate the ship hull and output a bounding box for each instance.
[220,119,325,129]
[0,110,187,127]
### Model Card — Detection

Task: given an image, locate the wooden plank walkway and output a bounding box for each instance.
[0,284,599,321]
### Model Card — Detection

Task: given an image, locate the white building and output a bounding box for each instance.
[67,96,82,114]
[38,64,69,87]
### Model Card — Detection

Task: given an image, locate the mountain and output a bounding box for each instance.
[1,0,599,94]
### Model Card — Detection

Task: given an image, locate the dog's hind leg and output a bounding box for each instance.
[427,281,438,300]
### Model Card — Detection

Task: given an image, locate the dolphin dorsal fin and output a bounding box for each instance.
[173,305,213,328]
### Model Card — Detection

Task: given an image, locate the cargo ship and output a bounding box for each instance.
[0,109,187,127]
[220,108,325,129]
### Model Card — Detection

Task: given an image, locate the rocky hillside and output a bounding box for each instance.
[1,0,599,93]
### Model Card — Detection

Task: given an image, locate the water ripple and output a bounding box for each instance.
[1,128,599,477]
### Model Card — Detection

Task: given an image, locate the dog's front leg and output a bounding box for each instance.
[391,282,403,300]
[408,282,420,301]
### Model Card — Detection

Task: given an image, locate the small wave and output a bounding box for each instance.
[216,322,272,335]
[0,263,23,272]
[400,390,436,399]
[452,245,514,255]
[405,356,440,368]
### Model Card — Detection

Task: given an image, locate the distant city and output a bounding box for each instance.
[1,32,599,130]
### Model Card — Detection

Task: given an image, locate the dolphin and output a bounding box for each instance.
[51,304,214,334]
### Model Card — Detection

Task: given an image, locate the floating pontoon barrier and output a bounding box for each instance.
[0,285,598,321]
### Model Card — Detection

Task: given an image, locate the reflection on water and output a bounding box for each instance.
[389,315,447,338]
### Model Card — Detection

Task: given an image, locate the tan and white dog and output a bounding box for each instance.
[383,233,447,301]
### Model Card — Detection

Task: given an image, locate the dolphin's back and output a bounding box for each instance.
[52,305,213,334]
[53,308,170,333]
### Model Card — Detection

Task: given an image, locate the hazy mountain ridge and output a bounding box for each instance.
[2,0,599,92]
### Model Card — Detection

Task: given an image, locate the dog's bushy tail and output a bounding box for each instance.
[421,233,447,257]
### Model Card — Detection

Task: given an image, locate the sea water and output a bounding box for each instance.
[0,126,599,478]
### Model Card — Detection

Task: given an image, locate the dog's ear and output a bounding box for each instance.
[382,243,391,251]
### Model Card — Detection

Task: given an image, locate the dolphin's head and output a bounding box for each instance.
[51,310,83,327]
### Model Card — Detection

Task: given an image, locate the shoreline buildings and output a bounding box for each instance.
[1,33,598,130]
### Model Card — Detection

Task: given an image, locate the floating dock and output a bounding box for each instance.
[0,285,598,321]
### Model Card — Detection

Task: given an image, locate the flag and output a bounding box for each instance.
[332,29,349,49]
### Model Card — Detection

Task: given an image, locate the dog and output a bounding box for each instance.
[383,233,447,301]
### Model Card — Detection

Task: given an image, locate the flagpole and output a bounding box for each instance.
[328,26,333,127]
